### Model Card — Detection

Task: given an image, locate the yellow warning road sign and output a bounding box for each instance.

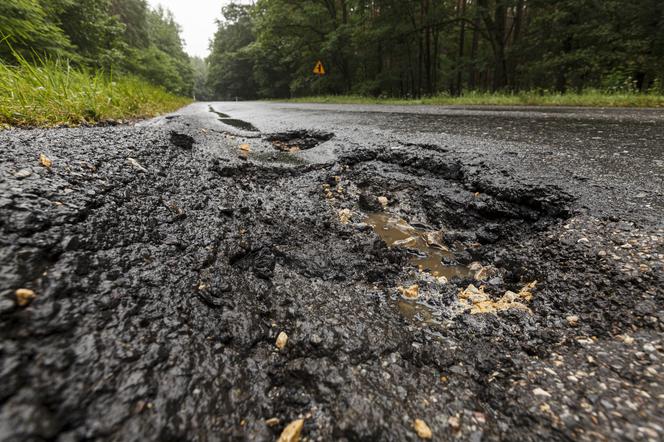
[313,61,326,75]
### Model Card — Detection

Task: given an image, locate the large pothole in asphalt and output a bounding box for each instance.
[323,159,573,328]
[265,130,334,152]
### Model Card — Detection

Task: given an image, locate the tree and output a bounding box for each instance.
[207,3,257,99]
[0,0,73,62]
[191,56,213,100]
[49,0,125,69]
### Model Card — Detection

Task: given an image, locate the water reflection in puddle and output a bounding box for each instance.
[365,213,471,280]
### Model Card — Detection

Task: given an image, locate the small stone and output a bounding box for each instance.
[276,331,288,350]
[643,343,656,353]
[127,157,148,173]
[566,315,579,326]
[265,417,280,427]
[619,335,635,345]
[278,418,304,442]
[533,388,551,398]
[398,284,419,299]
[474,265,497,281]
[468,262,482,272]
[15,288,36,307]
[472,411,487,424]
[0,299,15,313]
[39,153,52,169]
[338,208,352,224]
[14,169,32,179]
[448,415,461,431]
[377,196,388,207]
[413,419,432,439]
[134,400,146,414]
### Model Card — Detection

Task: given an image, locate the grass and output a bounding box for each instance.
[283,90,664,108]
[0,53,191,128]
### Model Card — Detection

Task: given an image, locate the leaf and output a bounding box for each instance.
[278,419,304,442]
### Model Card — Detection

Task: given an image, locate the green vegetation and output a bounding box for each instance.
[284,91,664,108]
[207,1,664,102]
[0,0,193,127]
[0,56,190,127]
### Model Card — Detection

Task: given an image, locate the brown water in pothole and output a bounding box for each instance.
[365,213,471,280]
[395,299,435,323]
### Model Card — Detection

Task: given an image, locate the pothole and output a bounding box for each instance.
[365,212,471,280]
[170,131,195,149]
[265,130,334,152]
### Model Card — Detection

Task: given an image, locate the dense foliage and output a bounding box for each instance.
[0,0,193,96]
[207,0,664,99]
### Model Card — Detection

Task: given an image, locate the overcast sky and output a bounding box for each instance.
[147,1,252,58]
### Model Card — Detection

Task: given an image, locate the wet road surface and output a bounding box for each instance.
[1,102,663,441]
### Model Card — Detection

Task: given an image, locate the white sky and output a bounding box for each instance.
[147,1,252,58]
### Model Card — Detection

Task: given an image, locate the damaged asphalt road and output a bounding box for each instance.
[0,102,662,441]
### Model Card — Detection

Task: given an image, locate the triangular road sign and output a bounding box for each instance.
[313,61,326,75]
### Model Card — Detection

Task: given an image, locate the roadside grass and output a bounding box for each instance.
[283,91,664,108]
[0,54,191,128]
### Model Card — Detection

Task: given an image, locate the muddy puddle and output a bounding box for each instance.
[365,213,471,280]
[394,299,438,323]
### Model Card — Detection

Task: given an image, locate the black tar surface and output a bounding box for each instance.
[1,103,662,441]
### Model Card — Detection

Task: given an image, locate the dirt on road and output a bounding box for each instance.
[1,103,662,441]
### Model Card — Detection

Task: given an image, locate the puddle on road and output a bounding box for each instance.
[209,109,230,118]
[365,213,471,328]
[365,213,471,280]
[209,106,259,132]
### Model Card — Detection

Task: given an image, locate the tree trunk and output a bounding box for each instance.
[455,0,467,95]
[468,0,482,90]
[492,0,507,90]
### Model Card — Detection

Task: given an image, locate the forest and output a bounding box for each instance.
[0,0,194,96]
[2,0,663,104]
[206,0,664,100]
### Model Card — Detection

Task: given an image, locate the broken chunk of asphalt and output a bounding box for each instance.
[169,131,195,149]
[359,192,384,212]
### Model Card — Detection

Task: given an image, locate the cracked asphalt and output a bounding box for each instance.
[1,102,662,441]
